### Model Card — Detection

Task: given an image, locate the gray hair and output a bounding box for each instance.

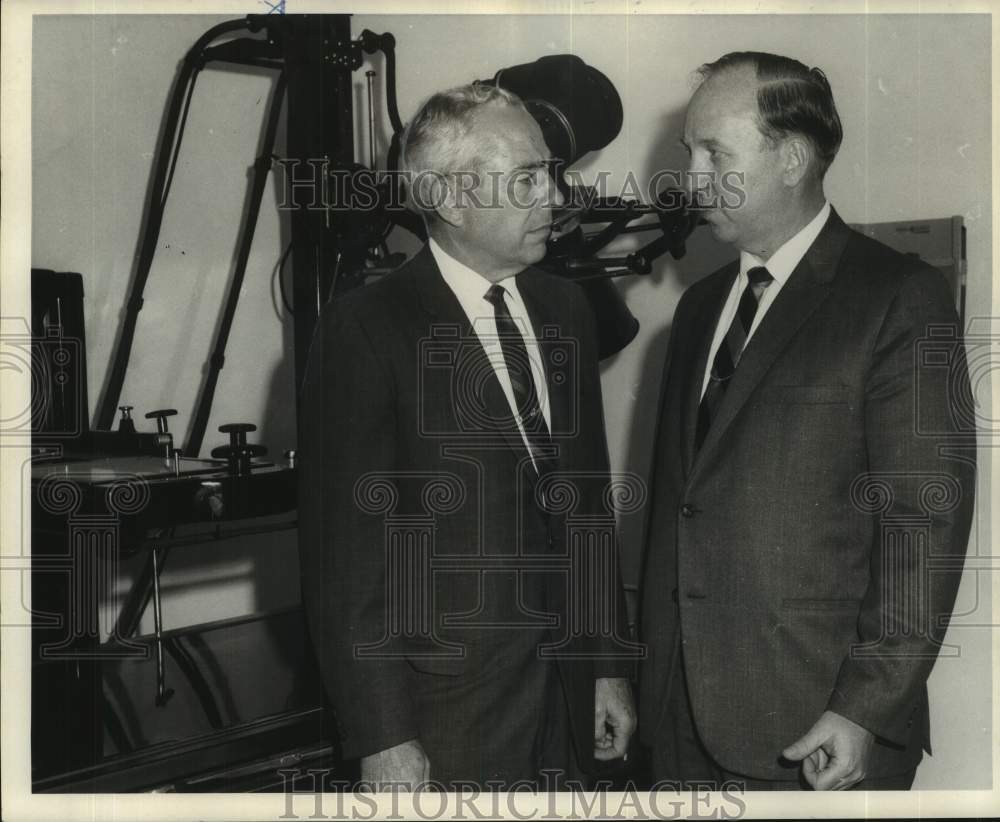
[400,82,524,222]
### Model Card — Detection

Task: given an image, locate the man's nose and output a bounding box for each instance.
[546,173,566,209]
[684,157,713,204]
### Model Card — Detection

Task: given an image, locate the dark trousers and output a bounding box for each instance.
[649,649,917,791]
[409,649,582,790]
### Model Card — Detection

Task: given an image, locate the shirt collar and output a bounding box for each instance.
[739,200,831,285]
[429,237,525,321]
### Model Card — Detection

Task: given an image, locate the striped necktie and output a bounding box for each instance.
[695,266,774,450]
[484,284,551,472]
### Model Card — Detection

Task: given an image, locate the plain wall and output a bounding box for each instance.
[31,11,991,788]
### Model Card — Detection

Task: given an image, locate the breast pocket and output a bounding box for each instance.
[759,385,852,405]
[781,597,860,612]
[406,655,469,677]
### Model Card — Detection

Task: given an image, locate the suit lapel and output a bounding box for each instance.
[680,266,738,476]
[408,247,534,463]
[691,210,850,472]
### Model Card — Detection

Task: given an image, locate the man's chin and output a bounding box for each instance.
[706,219,736,244]
[523,238,550,265]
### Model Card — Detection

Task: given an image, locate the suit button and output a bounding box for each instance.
[681,504,695,518]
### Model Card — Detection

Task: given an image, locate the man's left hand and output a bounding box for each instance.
[781,710,875,790]
[594,677,636,761]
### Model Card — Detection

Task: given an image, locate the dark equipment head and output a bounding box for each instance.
[483,56,639,358]
[487,54,624,167]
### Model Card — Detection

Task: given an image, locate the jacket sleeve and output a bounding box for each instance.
[297,300,418,759]
[826,264,976,744]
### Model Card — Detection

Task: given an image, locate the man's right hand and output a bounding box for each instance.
[359,739,430,790]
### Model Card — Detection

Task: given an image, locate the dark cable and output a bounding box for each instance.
[382,36,404,135]
[276,241,294,315]
[160,63,201,211]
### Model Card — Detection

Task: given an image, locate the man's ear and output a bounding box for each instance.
[781,136,813,187]
[409,171,462,228]
[434,175,463,228]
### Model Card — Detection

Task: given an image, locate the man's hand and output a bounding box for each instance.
[594,677,637,761]
[360,739,430,790]
[781,710,875,790]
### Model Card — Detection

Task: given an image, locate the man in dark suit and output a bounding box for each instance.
[639,52,975,790]
[298,83,636,790]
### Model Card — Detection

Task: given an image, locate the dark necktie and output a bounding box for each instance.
[484,284,551,470]
[695,266,774,450]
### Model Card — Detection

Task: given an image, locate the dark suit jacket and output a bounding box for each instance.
[298,246,631,766]
[638,209,976,779]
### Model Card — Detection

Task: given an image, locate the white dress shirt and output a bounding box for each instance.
[700,201,831,399]
[429,239,552,460]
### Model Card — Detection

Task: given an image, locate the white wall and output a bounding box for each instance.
[31,11,991,788]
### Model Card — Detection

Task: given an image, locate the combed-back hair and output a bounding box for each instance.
[400,82,523,221]
[698,51,843,178]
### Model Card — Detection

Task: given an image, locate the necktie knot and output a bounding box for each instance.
[484,284,507,308]
[747,266,773,287]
